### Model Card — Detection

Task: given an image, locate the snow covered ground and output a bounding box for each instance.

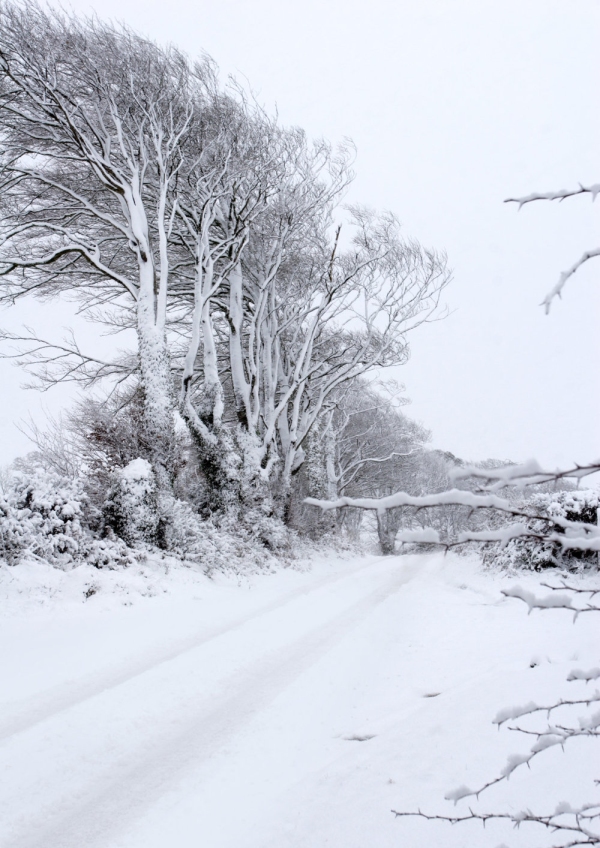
[0,552,597,848]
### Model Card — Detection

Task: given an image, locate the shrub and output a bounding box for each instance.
[484,489,599,571]
[84,535,141,569]
[0,470,88,566]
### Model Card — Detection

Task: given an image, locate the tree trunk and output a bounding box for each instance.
[376,510,400,555]
[137,289,174,494]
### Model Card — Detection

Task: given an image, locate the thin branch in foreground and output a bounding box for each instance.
[392,806,600,846]
[505,184,600,207]
[504,182,600,313]
[541,248,600,314]
[503,585,600,618]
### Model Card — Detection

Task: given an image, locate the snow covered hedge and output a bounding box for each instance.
[484,489,599,571]
[0,458,296,575]
[0,467,140,569]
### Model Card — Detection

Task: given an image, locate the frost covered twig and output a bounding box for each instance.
[450,459,600,491]
[392,804,600,846]
[505,184,600,207]
[505,182,600,313]
[503,584,600,618]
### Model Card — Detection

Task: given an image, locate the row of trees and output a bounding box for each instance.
[0,1,450,545]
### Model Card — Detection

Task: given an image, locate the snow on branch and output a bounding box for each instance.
[541,247,600,314]
[305,487,511,514]
[395,652,600,844]
[439,698,600,807]
[502,582,600,618]
[505,181,600,313]
[305,487,600,553]
[450,459,600,491]
[567,668,600,684]
[493,693,600,727]
[395,584,600,840]
[505,183,600,207]
[392,804,600,845]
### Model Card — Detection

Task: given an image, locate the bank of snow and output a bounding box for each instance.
[0,552,597,848]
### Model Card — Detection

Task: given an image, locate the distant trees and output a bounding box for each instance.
[289,379,430,543]
[0,1,450,538]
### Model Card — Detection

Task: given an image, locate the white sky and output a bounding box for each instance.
[1,0,598,468]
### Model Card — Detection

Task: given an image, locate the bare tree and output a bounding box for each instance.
[0,2,202,489]
[166,123,449,517]
[269,207,449,514]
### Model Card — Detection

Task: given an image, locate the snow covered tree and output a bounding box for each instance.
[161,122,450,521]
[287,379,429,541]
[0,2,202,491]
[169,114,354,514]
[0,2,450,535]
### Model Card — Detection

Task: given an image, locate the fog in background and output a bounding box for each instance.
[1,0,598,468]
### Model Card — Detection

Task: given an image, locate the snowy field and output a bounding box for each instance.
[0,552,597,848]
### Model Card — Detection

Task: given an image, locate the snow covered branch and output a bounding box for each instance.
[393,804,600,846]
[505,181,599,313]
[451,459,600,491]
[505,184,600,207]
[394,571,600,846]
[541,248,600,314]
[503,583,600,618]
[0,327,136,390]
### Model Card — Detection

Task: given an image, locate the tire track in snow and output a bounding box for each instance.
[3,561,418,848]
[0,556,387,743]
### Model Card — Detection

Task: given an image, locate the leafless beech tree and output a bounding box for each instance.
[0,2,203,489]
[271,207,448,509]
[167,116,354,511]
[165,127,449,516]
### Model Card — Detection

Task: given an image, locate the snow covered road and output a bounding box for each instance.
[0,553,597,847]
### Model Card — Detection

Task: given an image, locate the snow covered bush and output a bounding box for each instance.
[84,536,141,570]
[155,494,220,559]
[0,470,87,567]
[103,459,159,548]
[484,489,599,571]
[0,493,28,565]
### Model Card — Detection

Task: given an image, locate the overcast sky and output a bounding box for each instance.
[1,0,598,468]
